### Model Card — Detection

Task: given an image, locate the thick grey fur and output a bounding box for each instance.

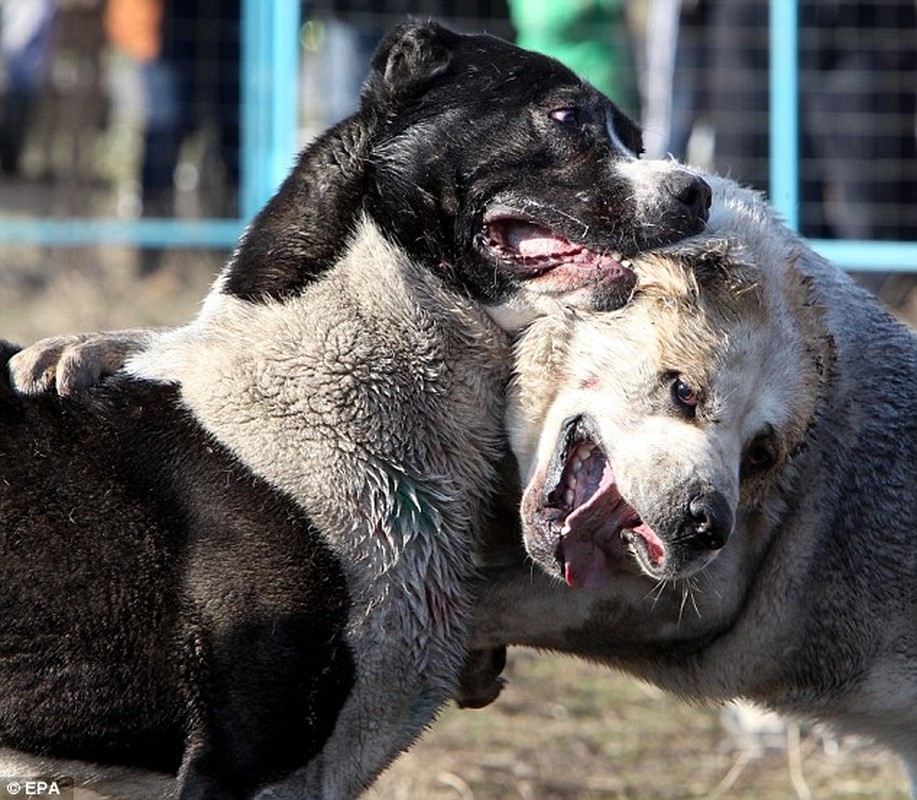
[474,173,917,794]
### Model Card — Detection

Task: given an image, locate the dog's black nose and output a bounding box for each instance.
[667,173,712,228]
[685,490,733,550]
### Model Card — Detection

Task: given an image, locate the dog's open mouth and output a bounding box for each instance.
[482,208,635,287]
[535,416,666,589]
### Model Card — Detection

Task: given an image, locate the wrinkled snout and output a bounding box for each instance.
[682,490,734,551]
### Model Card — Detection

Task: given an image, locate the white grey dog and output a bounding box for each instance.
[472,173,917,793]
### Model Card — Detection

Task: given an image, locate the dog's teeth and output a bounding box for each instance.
[621,258,632,268]
[564,488,574,506]
[611,251,623,262]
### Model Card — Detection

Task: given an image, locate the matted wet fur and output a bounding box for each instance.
[473,173,917,792]
[0,20,710,800]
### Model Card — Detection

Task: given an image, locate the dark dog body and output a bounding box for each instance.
[0,359,352,788]
[1,21,708,798]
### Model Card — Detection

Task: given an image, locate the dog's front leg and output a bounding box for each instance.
[172,613,356,800]
[263,663,454,799]
[8,328,162,395]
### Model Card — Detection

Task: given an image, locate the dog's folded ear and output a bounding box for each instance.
[366,20,456,105]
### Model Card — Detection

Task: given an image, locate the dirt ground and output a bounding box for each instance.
[368,650,909,800]
[0,244,913,799]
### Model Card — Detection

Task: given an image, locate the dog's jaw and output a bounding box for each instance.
[476,204,639,332]
[480,208,636,280]
[523,416,667,588]
[473,161,711,333]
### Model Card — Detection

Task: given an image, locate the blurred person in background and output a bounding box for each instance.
[0,0,55,176]
[106,0,240,274]
[707,0,917,242]
[643,0,916,244]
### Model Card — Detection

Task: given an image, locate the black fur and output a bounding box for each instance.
[0,344,354,795]
[225,20,708,306]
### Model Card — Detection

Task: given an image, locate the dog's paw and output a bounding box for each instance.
[8,329,154,396]
[454,646,507,709]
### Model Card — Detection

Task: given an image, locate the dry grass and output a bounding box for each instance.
[0,245,220,346]
[0,245,913,799]
[369,650,909,799]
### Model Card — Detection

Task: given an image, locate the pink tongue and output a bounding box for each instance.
[561,462,639,589]
[507,221,581,259]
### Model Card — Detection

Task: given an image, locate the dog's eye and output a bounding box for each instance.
[672,377,699,418]
[549,107,579,126]
[742,429,777,477]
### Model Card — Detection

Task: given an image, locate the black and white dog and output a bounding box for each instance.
[0,21,709,799]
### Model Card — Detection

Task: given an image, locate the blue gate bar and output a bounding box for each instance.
[769,0,800,232]
[768,0,914,272]
[241,0,302,220]
[0,218,245,248]
[808,240,917,273]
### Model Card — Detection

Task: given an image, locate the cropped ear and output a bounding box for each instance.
[365,20,456,105]
[784,257,836,384]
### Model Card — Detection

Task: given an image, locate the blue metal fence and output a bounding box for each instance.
[240,0,300,222]
[769,0,916,272]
